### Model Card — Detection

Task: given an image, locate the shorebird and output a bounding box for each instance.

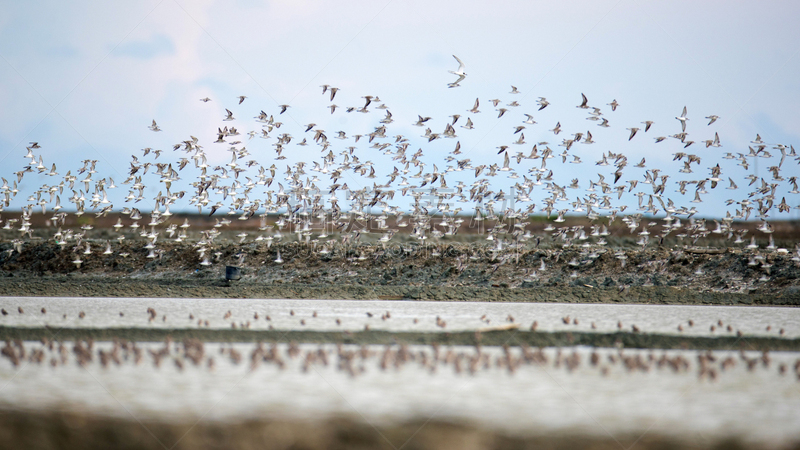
[577,93,589,109]
[468,98,480,113]
[676,106,689,131]
[537,97,549,110]
[448,55,467,87]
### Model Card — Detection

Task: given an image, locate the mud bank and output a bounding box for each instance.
[1,240,800,300]
[0,277,798,306]
[0,408,785,450]
[2,326,798,351]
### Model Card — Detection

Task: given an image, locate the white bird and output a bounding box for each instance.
[448,55,467,87]
[676,106,689,132]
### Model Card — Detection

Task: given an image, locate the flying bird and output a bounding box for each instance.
[448,55,467,87]
[676,106,689,132]
[468,98,480,114]
[577,93,589,109]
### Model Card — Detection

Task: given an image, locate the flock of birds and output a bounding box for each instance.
[3,56,800,269]
[2,60,799,444]
[1,302,791,337]
[0,306,786,337]
[2,334,799,382]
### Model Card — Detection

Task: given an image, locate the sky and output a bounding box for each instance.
[1,0,799,220]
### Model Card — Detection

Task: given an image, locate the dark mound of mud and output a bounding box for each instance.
[2,326,798,351]
[0,277,799,306]
[0,239,799,303]
[0,408,779,450]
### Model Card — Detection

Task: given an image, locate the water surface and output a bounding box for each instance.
[1,342,797,446]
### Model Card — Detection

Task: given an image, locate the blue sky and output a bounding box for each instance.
[1,0,799,219]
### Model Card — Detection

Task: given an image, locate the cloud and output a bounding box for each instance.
[114,34,175,59]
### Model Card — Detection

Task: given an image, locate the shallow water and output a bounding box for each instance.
[1,296,798,337]
[0,342,798,446]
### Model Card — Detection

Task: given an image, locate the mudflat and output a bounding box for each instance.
[0,240,798,305]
